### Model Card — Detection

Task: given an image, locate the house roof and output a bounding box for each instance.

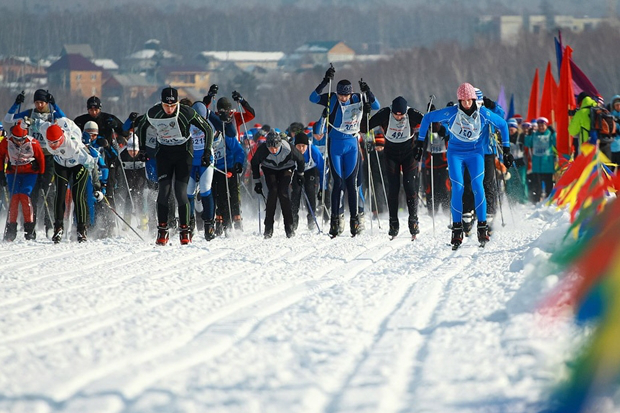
[92,59,119,71]
[199,51,285,62]
[125,49,180,60]
[106,73,157,87]
[160,64,207,74]
[62,44,95,59]
[47,54,102,72]
[295,41,342,53]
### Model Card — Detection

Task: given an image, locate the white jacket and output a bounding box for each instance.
[37,117,95,169]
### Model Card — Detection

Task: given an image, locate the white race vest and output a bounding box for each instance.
[304,143,317,171]
[428,133,447,154]
[330,99,364,134]
[7,137,35,165]
[30,111,53,147]
[533,135,551,157]
[212,135,226,162]
[385,111,412,143]
[147,106,187,146]
[190,124,205,151]
[449,109,482,143]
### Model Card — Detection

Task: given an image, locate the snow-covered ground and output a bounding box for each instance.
[0,203,599,413]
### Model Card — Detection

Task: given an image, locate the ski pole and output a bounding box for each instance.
[102,195,144,241]
[426,94,436,236]
[489,126,506,227]
[221,125,234,232]
[301,186,322,234]
[321,64,333,224]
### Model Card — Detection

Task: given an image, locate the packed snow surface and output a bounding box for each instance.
[0,204,594,413]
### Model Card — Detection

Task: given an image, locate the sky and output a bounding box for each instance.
[1,201,614,413]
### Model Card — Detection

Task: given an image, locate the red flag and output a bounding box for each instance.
[526,68,540,122]
[556,46,577,167]
[540,62,558,126]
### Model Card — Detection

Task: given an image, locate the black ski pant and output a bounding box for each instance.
[213,171,241,227]
[424,166,450,214]
[530,172,554,203]
[156,148,192,227]
[291,168,318,224]
[53,162,89,228]
[31,154,55,229]
[263,168,293,230]
[384,143,419,220]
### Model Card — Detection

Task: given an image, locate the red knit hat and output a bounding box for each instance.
[11,120,28,138]
[46,124,65,150]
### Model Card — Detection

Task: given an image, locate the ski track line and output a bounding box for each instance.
[307,240,473,413]
[0,243,289,347]
[1,247,98,276]
[9,238,335,350]
[41,236,406,406]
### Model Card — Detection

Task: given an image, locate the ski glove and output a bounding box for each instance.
[31,159,40,172]
[136,150,147,162]
[0,173,6,187]
[359,80,370,94]
[413,140,425,161]
[324,66,335,82]
[208,84,218,97]
[482,96,496,110]
[295,173,304,186]
[14,91,25,105]
[128,112,139,123]
[232,90,243,102]
[233,162,243,174]
[201,149,213,167]
[47,93,55,106]
[254,182,263,194]
[502,147,514,168]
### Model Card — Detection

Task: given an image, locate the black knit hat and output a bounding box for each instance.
[33,89,49,103]
[87,96,102,109]
[161,87,178,104]
[576,91,589,105]
[217,97,232,111]
[391,96,407,115]
[294,132,309,146]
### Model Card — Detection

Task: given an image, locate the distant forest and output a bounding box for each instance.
[0,4,618,128]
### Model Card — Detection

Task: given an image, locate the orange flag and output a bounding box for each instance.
[526,68,540,122]
[540,62,558,126]
[556,46,577,167]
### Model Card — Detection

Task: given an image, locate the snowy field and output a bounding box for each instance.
[0,203,602,413]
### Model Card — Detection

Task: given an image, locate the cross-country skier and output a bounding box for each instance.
[309,66,380,237]
[414,83,511,249]
[134,87,214,245]
[366,96,424,239]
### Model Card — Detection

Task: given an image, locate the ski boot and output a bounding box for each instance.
[357,212,365,232]
[214,215,224,236]
[285,224,295,238]
[52,224,64,244]
[179,224,192,245]
[451,222,464,250]
[77,223,88,243]
[233,216,243,231]
[156,223,169,246]
[337,213,345,235]
[307,215,315,231]
[189,215,196,234]
[329,215,340,239]
[4,222,17,242]
[24,222,36,241]
[264,224,273,239]
[408,216,420,240]
[204,220,215,241]
[477,221,490,247]
[462,211,474,236]
[350,214,361,237]
[388,218,399,239]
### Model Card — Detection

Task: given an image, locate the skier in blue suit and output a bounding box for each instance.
[309,66,380,237]
[414,82,512,249]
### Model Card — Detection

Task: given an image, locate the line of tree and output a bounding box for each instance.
[0,4,618,130]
